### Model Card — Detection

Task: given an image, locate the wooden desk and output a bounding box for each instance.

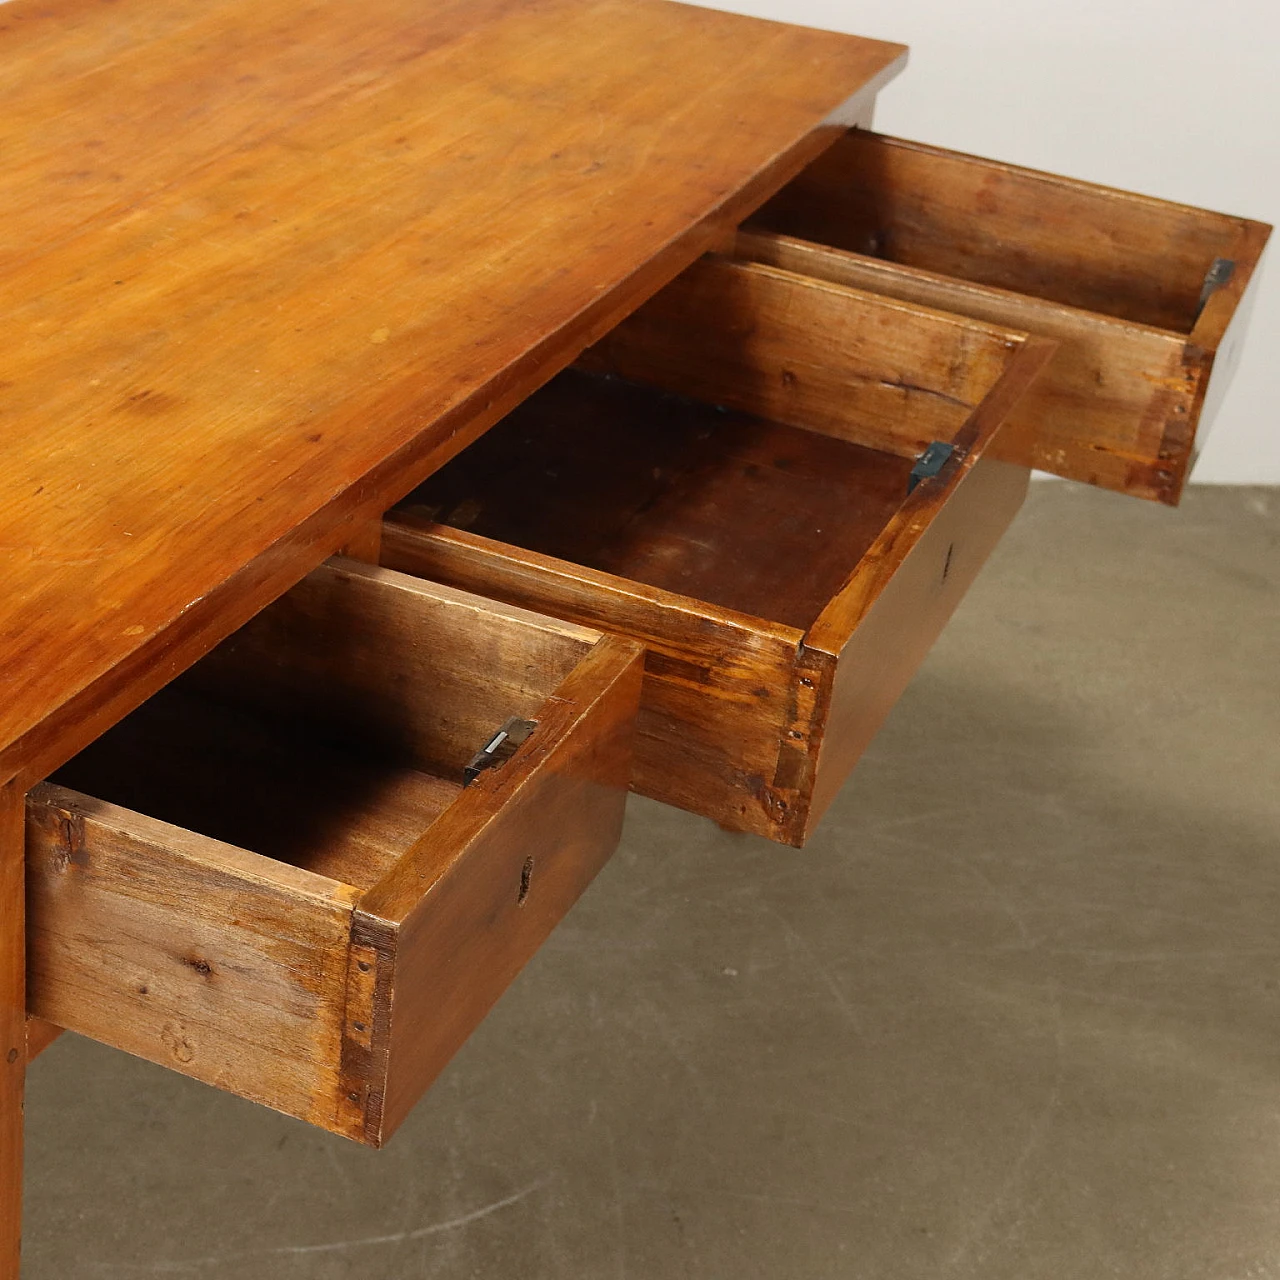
[1,0,1266,1272]
[0,0,903,1268]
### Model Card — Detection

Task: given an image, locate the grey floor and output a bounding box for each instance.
[23,482,1280,1279]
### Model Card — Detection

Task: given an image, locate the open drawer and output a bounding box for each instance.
[381,257,1053,845]
[742,130,1271,505]
[25,561,642,1145]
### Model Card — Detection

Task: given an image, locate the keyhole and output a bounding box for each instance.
[517,856,535,906]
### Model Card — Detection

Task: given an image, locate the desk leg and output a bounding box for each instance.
[1,781,25,1279]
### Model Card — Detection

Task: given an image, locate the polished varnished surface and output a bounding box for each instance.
[0,0,905,784]
[401,369,914,632]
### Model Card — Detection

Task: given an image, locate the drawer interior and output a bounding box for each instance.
[399,253,1038,639]
[398,367,917,634]
[741,131,1270,506]
[51,685,464,893]
[749,130,1257,334]
[51,565,589,892]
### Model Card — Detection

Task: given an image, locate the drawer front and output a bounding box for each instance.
[384,258,1052,844]
[26,562,642,1145]
[745,131,1270,505]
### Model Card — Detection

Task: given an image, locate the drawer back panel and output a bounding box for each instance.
[751,131,1249,333]
[185,560,594,776]
[578,255,1023,459]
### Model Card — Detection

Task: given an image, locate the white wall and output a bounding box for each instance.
[695,0,1279,485]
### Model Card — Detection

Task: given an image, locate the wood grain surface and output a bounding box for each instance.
[395,368,917,630]
[796,340,1056,833]
[0,0,905,789]
[736,229,1191,496]
[382,517,807,835]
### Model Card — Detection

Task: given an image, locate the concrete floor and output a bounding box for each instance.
[22,482,1280,1279]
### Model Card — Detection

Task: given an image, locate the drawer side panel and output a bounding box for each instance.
[357,638,643,1145]
[806,454,1028,831]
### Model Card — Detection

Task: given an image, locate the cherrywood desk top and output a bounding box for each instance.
[0,0,905,786]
